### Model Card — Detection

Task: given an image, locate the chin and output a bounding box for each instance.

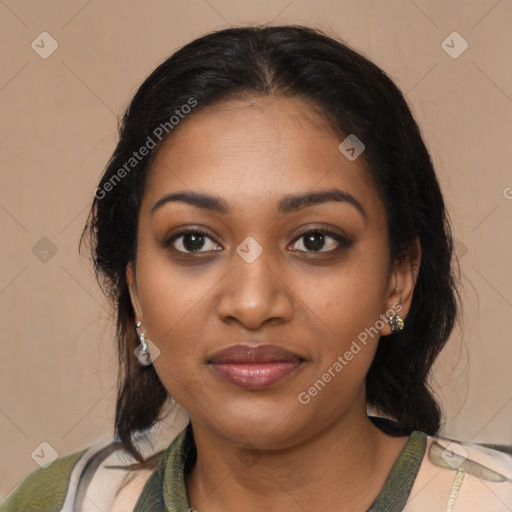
[199,400,311,449]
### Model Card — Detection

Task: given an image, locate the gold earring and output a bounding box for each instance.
[387,314,404,332]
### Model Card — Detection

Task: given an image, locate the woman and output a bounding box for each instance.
[2,24,511,512]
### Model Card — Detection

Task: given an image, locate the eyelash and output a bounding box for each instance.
[164,227,353,255]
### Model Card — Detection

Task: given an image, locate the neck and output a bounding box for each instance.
[185,410,408,512]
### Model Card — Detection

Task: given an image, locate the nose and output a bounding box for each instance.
[216,245,294,330]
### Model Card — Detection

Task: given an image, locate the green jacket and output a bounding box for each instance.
[3,423,512,511]
[0,449,88,512]
[0,424,427,511]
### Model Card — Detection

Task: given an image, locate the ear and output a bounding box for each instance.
[126,261,144,321]
[380,237,421,336]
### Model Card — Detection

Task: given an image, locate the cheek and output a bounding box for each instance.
[136,247,214,328]
[132,252,212,379]
[297,270,385,408]
[304,253,389,343]
[298,262,389,402]
[137,256,212,403]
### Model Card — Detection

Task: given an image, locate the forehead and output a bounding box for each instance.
[143,95,382,219]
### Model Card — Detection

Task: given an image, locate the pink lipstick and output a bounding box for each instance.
[208,344,304,390]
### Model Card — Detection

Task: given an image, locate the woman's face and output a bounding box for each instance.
[127,95,417,448]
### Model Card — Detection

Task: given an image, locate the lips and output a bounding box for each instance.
[208,344,304,390]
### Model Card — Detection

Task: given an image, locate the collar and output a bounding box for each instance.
[133,423,427,511]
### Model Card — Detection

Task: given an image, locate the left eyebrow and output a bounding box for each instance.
[278,188,367,221]
[150,188,367,221]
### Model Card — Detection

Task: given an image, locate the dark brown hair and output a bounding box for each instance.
[80,24,460,463]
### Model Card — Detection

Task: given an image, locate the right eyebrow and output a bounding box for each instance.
[151,191,229,215]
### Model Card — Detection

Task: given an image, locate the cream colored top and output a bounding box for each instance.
[50,402,512,511]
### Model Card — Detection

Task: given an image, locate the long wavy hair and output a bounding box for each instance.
[80,24,460,463]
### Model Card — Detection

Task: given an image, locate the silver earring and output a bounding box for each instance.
[388,313,404,332]
[135,321,149,353]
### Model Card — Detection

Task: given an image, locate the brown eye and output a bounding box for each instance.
[167,230,222,253]
[291,229,352,253]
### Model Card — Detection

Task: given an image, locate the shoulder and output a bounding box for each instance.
[0,447,90,512]
[405,433,512,511]
[1,400,189,512]
[0,438,156,512]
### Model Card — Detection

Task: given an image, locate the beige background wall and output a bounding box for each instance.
[1,0,511,499]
